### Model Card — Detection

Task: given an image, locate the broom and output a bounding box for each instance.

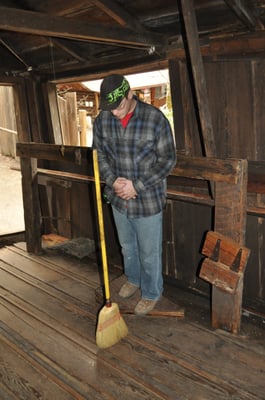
[93,148,128,349]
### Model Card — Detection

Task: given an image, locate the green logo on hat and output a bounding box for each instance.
[106,78,130,105]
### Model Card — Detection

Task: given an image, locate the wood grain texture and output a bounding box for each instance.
[0,243,264,399]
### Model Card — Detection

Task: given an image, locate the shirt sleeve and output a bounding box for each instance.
[93,115,117,187]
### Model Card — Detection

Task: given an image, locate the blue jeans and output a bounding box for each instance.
[112,207,163,300]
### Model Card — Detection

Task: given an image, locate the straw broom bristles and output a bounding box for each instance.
[93,149,128,349]
[96,302,128,349]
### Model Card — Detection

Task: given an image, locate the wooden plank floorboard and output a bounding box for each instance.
[124,319,264,399]
[14,242,104,288]
[14,241,121,289]
[0,257,96,307]
[0,243,264,399]
[0,332,81,400]
[0,245,187,399]
[0,293,166,399]
[0,322,110,400]
[0,246,99,292]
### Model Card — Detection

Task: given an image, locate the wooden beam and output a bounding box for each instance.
[0,38,31,70]
[0,6,164,49]
[52,40,87,63]
[212,159,248,334]
[16,144,244,185]
[12,81,32,142]
[224,0,264,31]
[46,83,63,145]
[167,32,265,61]
[16,143,91,164]
[37,169,92,185]
[179,0,216,158]
[47,0,145,32]
[47,0,93,17]
[20,157,42,254]
[93,0,145,32]
[171,155,244,184]
[47,0,153,58]
[209,34,265,57]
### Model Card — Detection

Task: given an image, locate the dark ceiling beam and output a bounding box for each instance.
[92,0,145,31]
[50,52,167,83]
[47,0,92,16]
[49,0,151,41]
[0,38,32,70]
[49,0,153,52]
[0,7,165,49]
[224,0,264,31]
[47,0,149,36]
[52,40,88,62]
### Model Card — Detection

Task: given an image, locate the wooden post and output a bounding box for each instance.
[46,82,63,144]
[20,157,42,254]
[179,0,216,157]
[66,92,78,146]
[79,109,87,146]
[213,159,248,333]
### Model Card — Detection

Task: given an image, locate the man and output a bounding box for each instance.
[93,74,176,315]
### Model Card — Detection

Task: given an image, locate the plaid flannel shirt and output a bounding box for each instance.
[93,97,176,218]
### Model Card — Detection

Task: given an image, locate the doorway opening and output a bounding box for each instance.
[56,69,173,147]
[0,85,25,240]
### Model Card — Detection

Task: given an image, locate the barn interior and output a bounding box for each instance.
[0,1,265,399]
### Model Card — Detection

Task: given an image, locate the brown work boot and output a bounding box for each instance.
[134,298,158,315]
[118,281,138,298]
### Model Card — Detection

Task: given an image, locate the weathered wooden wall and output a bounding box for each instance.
[168,58,265,307]
[206,60,265,307]
[206,61,259,159]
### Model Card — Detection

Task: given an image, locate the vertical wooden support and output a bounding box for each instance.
[213,159,248,333]
[46,82,63,144]
[65,92,78,146]
[168,59,198,155]
[79,109,87,146]
[179,0,216,196]
[162,200,176,277]
[12,81,32,142]
[179,0,216,158]
[20,157,42,254]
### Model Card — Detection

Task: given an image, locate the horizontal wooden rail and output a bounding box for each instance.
[17,142,91,165]
[167,189,214,206]
[17,142,245,184]
[172,155,244,184]
[17,143,265,215]
[37,168,94,184]
[37,168,265,215]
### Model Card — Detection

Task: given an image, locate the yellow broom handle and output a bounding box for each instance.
[93,149,111,301]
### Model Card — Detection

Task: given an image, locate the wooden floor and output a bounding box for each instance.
[0,242,265,400]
